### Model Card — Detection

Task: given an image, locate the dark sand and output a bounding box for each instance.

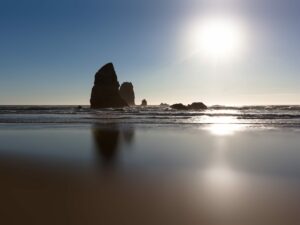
[0,124,300,225]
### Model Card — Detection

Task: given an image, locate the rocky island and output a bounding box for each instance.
[141,99,147,106]
[90,63,130,109]
[171,102,207,110]
[120,82,135,106]
[90,63,207,111]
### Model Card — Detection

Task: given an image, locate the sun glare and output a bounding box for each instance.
[200,116,246,136]
[208,124,245,136]
[187,17,245,61]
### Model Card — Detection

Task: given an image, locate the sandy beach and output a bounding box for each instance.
[1,123,300,225]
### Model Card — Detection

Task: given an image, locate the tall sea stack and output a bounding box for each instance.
[120,82,135,106]
[90,63,128,108]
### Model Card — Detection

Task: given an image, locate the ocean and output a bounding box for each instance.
[0,105,300,128]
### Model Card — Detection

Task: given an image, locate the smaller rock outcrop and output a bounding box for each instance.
[141,99,147,106]
[170,103,188,110]
[160,103,169,107]
[171,102,207,110]
[188,102,208,110]
[120,82,135,106]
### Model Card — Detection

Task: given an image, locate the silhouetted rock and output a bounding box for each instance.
[171,102,207,110]
[187,102,208,110]
[90,63,128,108]
[170,103,188,110]
[160,103,169,107]
[141,99,147,106]
[120,82,135,106]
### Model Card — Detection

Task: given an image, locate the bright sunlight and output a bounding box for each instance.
[186,16,245,61]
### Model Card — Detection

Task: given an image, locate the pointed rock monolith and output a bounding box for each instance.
[90,63,128,108]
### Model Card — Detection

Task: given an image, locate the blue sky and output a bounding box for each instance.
[0,0,299,105]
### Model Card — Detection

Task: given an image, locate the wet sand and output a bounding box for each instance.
[0,124,300,225]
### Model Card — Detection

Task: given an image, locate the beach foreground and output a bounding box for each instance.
[0,123,300,225]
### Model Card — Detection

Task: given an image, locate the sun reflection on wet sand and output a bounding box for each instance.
[202,116,247,136]
[197,127,244,220]
[202,135,239,193]
[207,123,246,136]
[204,165,237,188]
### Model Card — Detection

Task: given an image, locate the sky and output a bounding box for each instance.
[0,0,299,105]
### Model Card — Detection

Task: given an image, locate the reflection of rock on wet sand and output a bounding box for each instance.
[122,128,134,144]
[92,125,135,165]
[93,128,120,162]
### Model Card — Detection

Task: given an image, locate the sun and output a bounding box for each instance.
[186,17,245,61]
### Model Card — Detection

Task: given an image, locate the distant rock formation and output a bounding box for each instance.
[160,103,169,107]
[188,102,207,110]
[171,102,207,110]
[141,99,147,106]
[120,82,135,106]
[90,63,128,108]
[170,103,188,110]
